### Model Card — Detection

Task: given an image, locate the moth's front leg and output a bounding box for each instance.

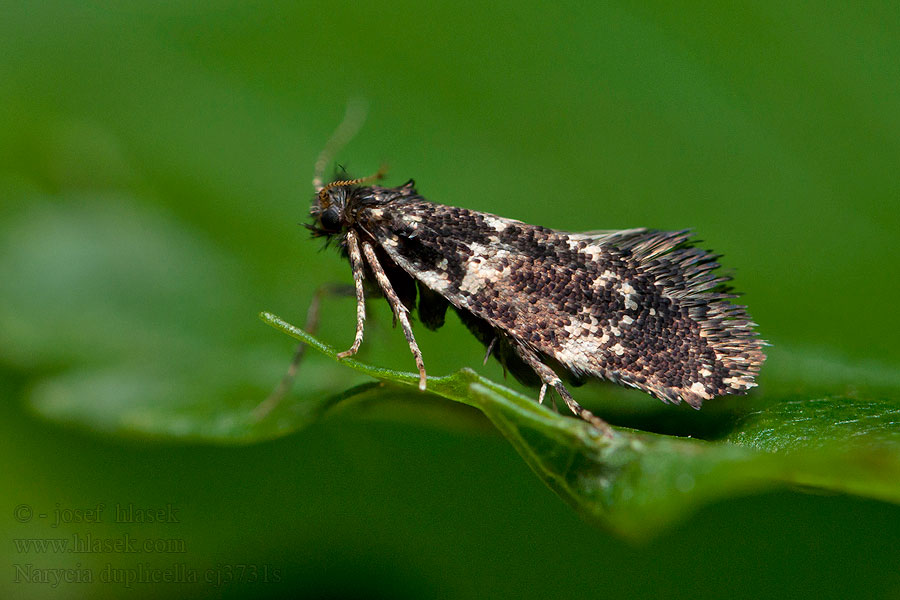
[361,241,428,391]
[336,229,367,360]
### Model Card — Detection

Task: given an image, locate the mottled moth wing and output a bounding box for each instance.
[358,189,765,407]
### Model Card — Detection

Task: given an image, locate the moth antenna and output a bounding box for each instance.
[319,164,389,198]
[313,98,369,193]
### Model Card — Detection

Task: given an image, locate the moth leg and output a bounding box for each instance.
[254,282,354,421]
[361,241,428,391]
[482,337,497,366]
[336,229,367,360]
[512,343,614,438]
[538,384,560,413]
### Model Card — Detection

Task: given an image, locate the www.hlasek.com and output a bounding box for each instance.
[14,533,185,554]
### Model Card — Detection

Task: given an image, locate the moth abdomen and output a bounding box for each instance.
[417,281,449,331]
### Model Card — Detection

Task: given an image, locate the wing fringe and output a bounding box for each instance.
[601,228,767,405]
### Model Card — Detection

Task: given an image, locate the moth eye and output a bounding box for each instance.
[320,208,342,232]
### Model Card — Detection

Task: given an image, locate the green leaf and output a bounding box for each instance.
[253,312,900,539]
[27,362,381,444]
[9,194,900,539]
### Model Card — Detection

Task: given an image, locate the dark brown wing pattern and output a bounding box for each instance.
[362,196,765,407]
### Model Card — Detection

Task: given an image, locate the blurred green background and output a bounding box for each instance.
[2,1,899,598]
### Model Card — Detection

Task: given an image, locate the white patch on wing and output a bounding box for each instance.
[580,244,606,261]
[378,239,455,298]
[417,270,451,292]
[556,340,605,370]
[482,216,508,232]
[459,242,509,294]
[598,269,618,285]
[562,232,610,261]
[723,376,753,389]
[619,282,638,310]
[556,321,619,372]
[689,381,712,399]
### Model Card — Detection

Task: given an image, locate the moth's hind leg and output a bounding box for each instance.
[361,241,428,391]
[254,282,355,421]
[536,384,559,413]
[511,343,614,438]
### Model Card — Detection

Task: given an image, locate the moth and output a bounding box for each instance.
[303,173,766,436]
[264,110,766,436]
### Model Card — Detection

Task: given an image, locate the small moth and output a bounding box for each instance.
[271,109,766,436]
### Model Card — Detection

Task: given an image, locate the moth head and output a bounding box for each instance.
[309,168,387,236]
[310,182,353,235]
